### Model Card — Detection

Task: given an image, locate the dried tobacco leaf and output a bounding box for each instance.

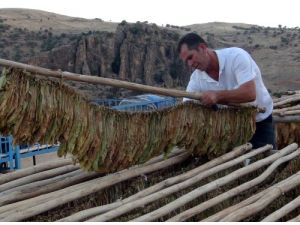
[0,68,257,172]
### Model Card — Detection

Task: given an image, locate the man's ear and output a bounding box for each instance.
[198,43,207,50]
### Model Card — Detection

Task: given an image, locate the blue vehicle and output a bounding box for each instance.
[0,136,59,172]
[93,94,177,111]
[0,136,14,171]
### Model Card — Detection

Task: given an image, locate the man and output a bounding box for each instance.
[177,32,276,149]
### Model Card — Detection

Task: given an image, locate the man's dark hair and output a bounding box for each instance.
[177,33,207,53]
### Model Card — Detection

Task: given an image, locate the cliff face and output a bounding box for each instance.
[113,22,188,87]
[28,32,116,77]
[29,22,189,96]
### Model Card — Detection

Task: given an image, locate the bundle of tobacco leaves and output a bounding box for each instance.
[273,93,300,148]
[276,123,300,149]
[0,68,256,172]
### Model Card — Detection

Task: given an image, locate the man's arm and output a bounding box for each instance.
[201,80,256,106]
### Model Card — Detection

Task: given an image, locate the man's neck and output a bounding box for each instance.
[206,50,219,81]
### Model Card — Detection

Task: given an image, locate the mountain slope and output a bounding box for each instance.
[0,8,118,34]
[0,8,299,98]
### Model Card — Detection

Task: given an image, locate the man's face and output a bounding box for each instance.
[179,43,209,71]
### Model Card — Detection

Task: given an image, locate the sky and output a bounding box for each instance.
[0,0,299,28]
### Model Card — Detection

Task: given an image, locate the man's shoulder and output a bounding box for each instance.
[217,47,251,64]
[218,47,248,55]
[190,69,202,80]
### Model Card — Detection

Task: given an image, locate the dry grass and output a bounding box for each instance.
[0,8,118,34]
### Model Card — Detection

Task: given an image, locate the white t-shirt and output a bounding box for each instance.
[183,47,273,122]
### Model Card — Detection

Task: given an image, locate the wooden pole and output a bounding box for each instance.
[0,165,80,193]
[0,152,190,221]
[0,158,72,185]
[168,149,300,221]
[0,170,100,206]
[221,171,300,221]
[59,144,252,222]
[0,58,202,100]
[203,190,267,221]
[273,95,300,108]
[0,151,188,217]
[273,94,300,103]
[273,105,300,114]
[262,193,300,221]
[132,143,297,222]
[207,172,298,221]
[286,90,300,95]
[288,214,300,222]
[280,110,300,116]
[273,115,300,123]
[142,147,186,165]
[87,145,270,222]
[0,58,262,111]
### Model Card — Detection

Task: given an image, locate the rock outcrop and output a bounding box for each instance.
[28,22,189,99]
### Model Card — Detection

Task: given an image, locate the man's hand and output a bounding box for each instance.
[200,80,256,106]
[201,91,219,106]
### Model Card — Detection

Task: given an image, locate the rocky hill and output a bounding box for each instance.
[0,8,299,100]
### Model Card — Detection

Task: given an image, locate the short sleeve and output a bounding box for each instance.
[183,71,202,102]
[232,49,256,85]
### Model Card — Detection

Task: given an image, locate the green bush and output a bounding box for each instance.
[153,70,164,84]
[120,20,127,25]
[281,36,289,44]
[41,37,58,51]
[269,45,278,50]
[111,54,121,74]
[130,23,143,35]
[0,23,10,32]
[13,47,22,61]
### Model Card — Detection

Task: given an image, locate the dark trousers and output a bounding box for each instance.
[249,114,276,149]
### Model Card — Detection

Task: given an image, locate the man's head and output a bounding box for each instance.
[177,33,210,71]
